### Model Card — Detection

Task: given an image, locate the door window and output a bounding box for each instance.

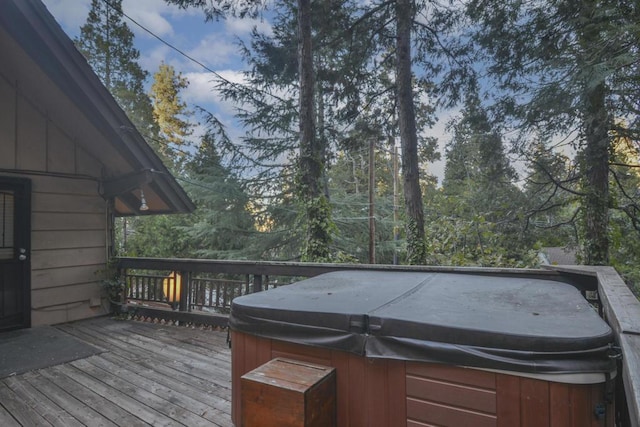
[0,191,14,260]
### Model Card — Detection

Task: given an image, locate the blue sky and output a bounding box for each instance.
[41,0,450,179]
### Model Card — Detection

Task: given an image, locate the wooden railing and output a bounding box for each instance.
[116,257,567,322]
[116,257,639,426]
[123,269,280,314]
[546,265,640,427]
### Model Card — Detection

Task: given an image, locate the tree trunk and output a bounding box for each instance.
[298,0,331,261]
[579,0,610,265]
[396,0,426,264]
[581,81,609,265]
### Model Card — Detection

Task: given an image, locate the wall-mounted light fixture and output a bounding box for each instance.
[139,189,149,211]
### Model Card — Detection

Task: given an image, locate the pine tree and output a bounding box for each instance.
[150,62,193,169]
[123,63,195,257]
[436,92,530,265]
[75,0,157,140]
[184,133,256,259]
[395,0,426,264]
[522,139,578,247]
[609,129,640,293]
[329,148,398,264]
[443,91,517,207]
[466,0,640,264]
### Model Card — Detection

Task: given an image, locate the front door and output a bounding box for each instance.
[0,177,31,331]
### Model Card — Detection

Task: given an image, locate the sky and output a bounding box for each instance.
[41,0,449,179]
[41,0,267,129]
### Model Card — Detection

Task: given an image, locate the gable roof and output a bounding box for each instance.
[0,0,195,215]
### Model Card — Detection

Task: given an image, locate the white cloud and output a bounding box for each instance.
[183,70,246,100]
[43,0,178,40]
[215,69,248,85]
[225,16,273,37]
[182,71,250,146]
[182,72,220,105]
[187,33,241,68]
[140,45,174,74]
[41,0,91,37]
[123,0,176,38]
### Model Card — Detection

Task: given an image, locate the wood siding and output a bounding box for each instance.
[0,71,109,326]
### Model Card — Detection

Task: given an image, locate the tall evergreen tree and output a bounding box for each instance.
[75,0,157,139]
[522,139,578,247]
[150,62,193,169]
[77,0,162,257]
[443,91,517,205]
[167,0,338,261]
[296,0,332,261]
[467,0,640,264]
[183,133,256,259]
[124,63,196,257]
[205,0,440,263]
[436,92,531,266]
[329,148,398,264]
[396,0,426,264]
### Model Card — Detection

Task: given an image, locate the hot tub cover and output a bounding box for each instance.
[229,271,616,375]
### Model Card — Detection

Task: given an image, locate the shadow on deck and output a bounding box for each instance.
[0,317,233,427]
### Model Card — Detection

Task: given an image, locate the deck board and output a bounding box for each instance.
[0,382,53,427]
[0,317,233,427]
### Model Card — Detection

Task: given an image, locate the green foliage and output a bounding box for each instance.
[424,213,539,268]
[328,148,399,264]
[465,0,640,266]
[443,91,516,194]
[121,214,195,258]
[431,93,536,267]
[609,209,640,296]
[165,0,264,19]
[608,134,640,294]
[424,184,538,268]
[299,195,335,262]
[183,165,256,259]
[96,259,124,302]
[150,62,193,168]
[521,139,579,247]
[404,217,426,265]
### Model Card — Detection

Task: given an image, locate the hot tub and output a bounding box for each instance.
[230,271,616,426]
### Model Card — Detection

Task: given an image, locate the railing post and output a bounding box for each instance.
[179,270,190,312]
[252,274,263,294]
[119,265,126,304]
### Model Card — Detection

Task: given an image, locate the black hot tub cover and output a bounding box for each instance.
[229,271,616,375]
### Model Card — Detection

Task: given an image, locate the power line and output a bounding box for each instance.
[100,0,407,165]
[102,0,220,77]
[100,0,286,103]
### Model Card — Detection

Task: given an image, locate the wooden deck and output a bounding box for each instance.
[0,317,233,427]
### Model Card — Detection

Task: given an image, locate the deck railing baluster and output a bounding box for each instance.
[207,280,213,309]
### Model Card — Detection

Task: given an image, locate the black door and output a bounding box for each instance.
[0,177,31,331]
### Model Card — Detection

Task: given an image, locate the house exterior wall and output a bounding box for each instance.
[0,71,110,326]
